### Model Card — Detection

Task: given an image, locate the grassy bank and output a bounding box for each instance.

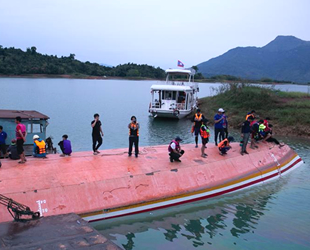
[198,84,310,137]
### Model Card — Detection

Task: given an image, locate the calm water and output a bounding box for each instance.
[1,78,310,249]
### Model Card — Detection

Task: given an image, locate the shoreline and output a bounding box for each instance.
[1,74,308,85]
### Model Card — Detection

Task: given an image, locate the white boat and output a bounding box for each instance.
[149,68,199,119]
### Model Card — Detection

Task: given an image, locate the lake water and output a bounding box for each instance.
[1,78,310,249]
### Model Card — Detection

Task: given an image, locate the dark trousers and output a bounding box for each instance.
[214,128,224,145]
[266,137,280,145]
[129,136,139,156]
[241,133,250,152]
[223,127,228,138]
[219,146,230,154]
[92,135,102,152]
[169,150,184,161]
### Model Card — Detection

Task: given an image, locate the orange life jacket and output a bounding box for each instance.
[129,122,139,136]
[200,125,210,139]
[35,140,46,154]
[195,113,202,121]
[245,113,254,120]
[218,138,229,149]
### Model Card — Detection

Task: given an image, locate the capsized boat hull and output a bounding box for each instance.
[0,143,303,223]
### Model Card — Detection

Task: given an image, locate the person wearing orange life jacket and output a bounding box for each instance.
[218,136,234,155]
[33,135,47,158]
[191,109,205,148]
[200,119,210,158]
[128,116,140,157]
[168,136,184,162]
[245,110,256,121]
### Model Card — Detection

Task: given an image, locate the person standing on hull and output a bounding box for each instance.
[214,108,224,146]
[191,109,205,148]
[0,126,8,158]
[200,119,210,158]
[15,116,27,164]
[91,113,104,155]
[128,116,139,157]
[168,136,184,162]
[241,116,254,155]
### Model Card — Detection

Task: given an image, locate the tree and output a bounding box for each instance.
[69,53,75,60]
[31,46,37,55]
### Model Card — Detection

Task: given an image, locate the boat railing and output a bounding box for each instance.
[151,102,161,108]
[170,102,186,110]
[151,102,186,110]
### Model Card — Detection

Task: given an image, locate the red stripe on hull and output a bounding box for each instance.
[89,158,302,222]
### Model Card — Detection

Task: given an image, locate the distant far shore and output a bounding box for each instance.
[1,74,308,85]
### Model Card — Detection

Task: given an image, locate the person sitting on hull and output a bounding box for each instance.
[168,136,184,162]
[7,139,20,160]
[58,134,72,157]
[33,135,47,158]
[128,116,140,157]
[218,136,234,155]
[200,119,210,158]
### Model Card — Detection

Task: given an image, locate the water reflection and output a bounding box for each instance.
[93,180,286,249]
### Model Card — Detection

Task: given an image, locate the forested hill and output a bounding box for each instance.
[197,36,310,83]
[0,46,165,79]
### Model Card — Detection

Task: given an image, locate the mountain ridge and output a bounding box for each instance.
[197,36,310,83]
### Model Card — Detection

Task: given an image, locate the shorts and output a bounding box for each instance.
[16,139,24,155]
[201,138,209,146]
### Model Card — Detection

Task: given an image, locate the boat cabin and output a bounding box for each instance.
[0,110,49,146]
[149,68,198,119]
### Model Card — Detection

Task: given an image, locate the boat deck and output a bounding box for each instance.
[0,143,301,223]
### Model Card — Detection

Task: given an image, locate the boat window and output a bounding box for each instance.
[27,123,43,133]
[162,91,176,100]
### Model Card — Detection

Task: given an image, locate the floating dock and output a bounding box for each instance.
[0,143,303,223]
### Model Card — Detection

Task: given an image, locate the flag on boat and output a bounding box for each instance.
[177,60,184,67]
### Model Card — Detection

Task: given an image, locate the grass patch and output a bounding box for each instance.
[199,83,310,137]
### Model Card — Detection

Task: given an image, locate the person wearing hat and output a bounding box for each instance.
[168,136,185,162]
[58,134,72,157]
[32,135,47,158]
[214,108,225,146]
[128,115,140,157]
[7,139,20,160]
[191,109,205,148]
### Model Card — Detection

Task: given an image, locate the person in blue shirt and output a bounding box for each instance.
[214,108,225,146]
[0,126,8,158]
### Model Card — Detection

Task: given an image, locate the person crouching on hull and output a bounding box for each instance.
[58,134,72,157]
[33,135,47,158]
[168,136,184,162]
[218,136,234,155]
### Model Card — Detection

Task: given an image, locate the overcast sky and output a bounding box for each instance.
[1,0,309,69]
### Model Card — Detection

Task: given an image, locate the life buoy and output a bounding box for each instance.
[173,109,180,116]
